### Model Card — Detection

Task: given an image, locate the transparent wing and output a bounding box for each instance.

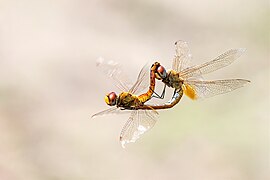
[129,63,150,95]
[91,107,131,118]
[180,48,246,79]
[96,58,132,92]
[185,79,250,99]
[172,40,192,72]
[120,109,158,148]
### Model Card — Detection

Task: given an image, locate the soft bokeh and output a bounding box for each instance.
[0,0,269,179]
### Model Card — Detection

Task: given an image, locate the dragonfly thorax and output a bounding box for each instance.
[162,70,183,90]
[117,92,141,109]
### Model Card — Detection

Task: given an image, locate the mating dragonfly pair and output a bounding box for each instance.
[92,40,250,148]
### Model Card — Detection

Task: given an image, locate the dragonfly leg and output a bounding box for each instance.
[151,84,166,99]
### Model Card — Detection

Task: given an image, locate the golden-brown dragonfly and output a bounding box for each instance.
[92,41,250,147]
[148,40,250,109]
[92,59,165,148]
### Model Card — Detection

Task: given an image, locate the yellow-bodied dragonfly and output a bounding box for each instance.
[92,60,164,147]
[146,40,250,109]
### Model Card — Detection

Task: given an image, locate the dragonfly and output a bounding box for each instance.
[92,59,165,148]
[146,40,251,109]
[92,41,250,147]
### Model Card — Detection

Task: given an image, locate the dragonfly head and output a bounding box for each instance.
[104,92,118,106]
[155,64,167,80]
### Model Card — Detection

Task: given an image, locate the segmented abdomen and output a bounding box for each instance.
[138,62,160,103]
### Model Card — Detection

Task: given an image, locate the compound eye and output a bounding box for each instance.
[105,92,117,106]
[157,65,167,79]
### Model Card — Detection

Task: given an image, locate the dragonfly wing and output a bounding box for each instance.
[184,79,250,99]
[129,63,150,95]
[96,58,132,92]
[120,109,158,148]
[180,48,246,79]
[172,40,192,72]
[91,107,130,118]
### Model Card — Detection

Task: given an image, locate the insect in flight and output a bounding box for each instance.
[92,60,165,148]
[92,41,250,147]
[146,40,251,109]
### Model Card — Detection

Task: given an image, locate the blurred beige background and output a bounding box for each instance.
[0,0,269,179]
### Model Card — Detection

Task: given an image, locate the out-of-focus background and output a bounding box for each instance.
[0,0,269,179]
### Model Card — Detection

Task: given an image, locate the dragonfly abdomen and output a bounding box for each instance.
[138,62,160,103]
